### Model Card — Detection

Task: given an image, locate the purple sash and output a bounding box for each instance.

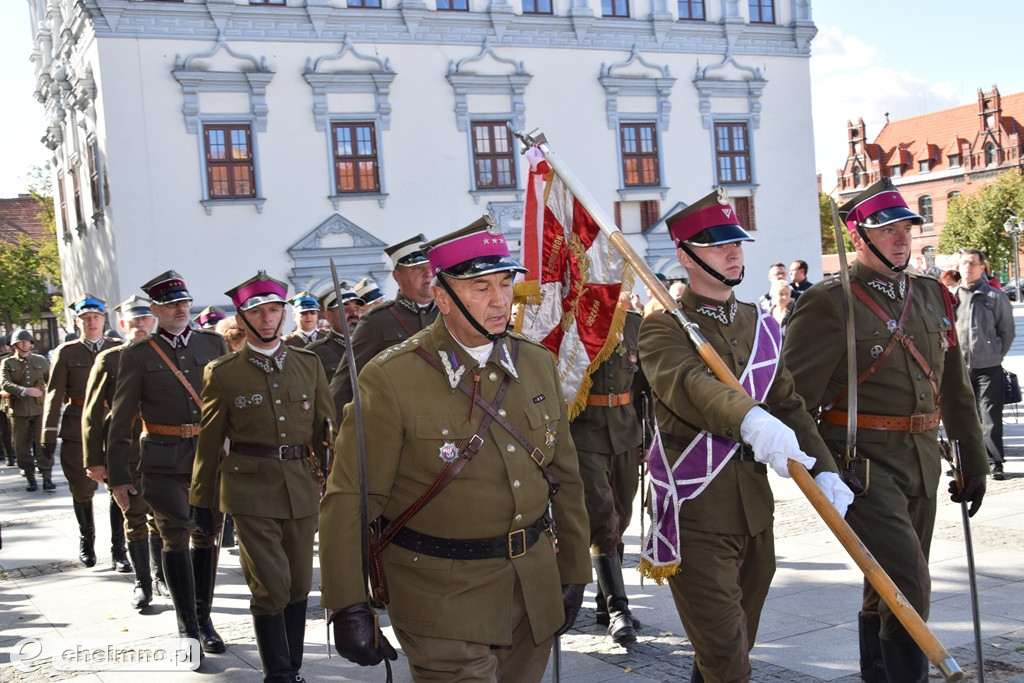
[639,309,781,581]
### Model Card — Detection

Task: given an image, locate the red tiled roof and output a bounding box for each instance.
[0,194,49,244]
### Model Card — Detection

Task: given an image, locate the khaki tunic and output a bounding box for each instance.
[783,262,986,639]
[319,318,591,646]
[1,353,50,418]
[283,329,324,349]
[640,288,837,681]
[306,331,348,381]
[329,293,439,417]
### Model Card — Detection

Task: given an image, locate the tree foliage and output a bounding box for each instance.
[937,171,1024,272]
[819,192,854,255]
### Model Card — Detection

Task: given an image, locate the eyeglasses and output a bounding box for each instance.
[959,260,983,267]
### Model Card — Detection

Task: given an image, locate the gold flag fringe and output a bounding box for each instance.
[636,557,679,586]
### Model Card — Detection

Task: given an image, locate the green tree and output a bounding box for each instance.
[819,192,853,255]
[937,171,1024,273]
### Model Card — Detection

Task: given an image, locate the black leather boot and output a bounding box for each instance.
[592,554,637,644]
[163,549,202,654]
[192,546,226,653]
[127,539,152,609]
[880,635,929,683]
[690,659,705,683]
[858,612,886,683]
[25,472,38,492]
[283,599,307,682]
[222,514,236,548]
[42,475,55,490]
[253,612,294,683]
[150,534,169,598]
[110,500,132,573]
[73,500,96,567]
[595,548,640,629]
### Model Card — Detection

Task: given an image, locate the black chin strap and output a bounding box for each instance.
[856,227,908,273]
[238,309,283,345]
[437,275,509,343]
[679,243,745,287]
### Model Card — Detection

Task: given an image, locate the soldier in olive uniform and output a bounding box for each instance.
[306,287,364,379]
[107,271,228,655]
[571,305,647,644]
[282,291,324,348]
[784,180,987,682]
[44,295,128,570]
[1,329,51,491]
[83,296,166,608]
[639,190,853,683]
[329,235,439,417]
[193,306,227,331]
[321,218,592,681]
[192,271,334,683]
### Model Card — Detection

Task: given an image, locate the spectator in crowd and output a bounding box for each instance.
[939,269,961,296]
[760,263,786,310]
[767,278,795,337]
[788,260,812,299]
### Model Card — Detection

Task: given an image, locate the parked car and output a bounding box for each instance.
[1001,278,1023,301]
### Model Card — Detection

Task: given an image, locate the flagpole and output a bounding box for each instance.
[508,125,962,683]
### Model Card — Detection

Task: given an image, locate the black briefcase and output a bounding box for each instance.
[1004,370,1022,404]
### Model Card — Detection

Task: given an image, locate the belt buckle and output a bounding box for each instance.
[529,448,545,467]
[180,424,191,438]
[279,445,289,459]
[605,393,615,407]
[507,529,527,559]
[908,413,926,434]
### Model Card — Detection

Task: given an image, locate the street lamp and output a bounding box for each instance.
[1005,215,1023,303]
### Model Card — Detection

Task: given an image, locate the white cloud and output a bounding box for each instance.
[809,25,878,77]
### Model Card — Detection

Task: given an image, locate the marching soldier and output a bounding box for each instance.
[43,295,128,570]
[570,302,647,644]
[306,287,364,379]
[1,330,51,491]
[329,234,438,416]
[282,292,324,348]
[192,271,334,683]
[784,179,987,682]
[107,271,228,654]
[193,306,227,331]
[320,218,591,681]
[83,295,167,608]
[638,190,852,683]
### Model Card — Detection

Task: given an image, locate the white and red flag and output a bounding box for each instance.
[514,146,633,419]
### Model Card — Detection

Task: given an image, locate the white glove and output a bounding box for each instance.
[739,406,816,478]
[814,471,855,518]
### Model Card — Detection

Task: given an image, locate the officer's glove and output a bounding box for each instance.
[739,406,816,478]
[949,475,986,518]
[814,471,855,518]
[329,602,398,666]
[554,584,586,637]
[190,506,215,537]
[42,442,56,460]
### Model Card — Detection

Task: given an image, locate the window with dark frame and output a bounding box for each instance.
[602,0,629,17]
[332,122,380,194]
[204,124,256,199]
[620,123,660,187]
[918,196,933,224]
[733,196,756,231]
[748,0,773,23]
[677,0,704,20]
[714,122,750,184]
[437,0,469,10]
[70,163,86,230]
[57,170,69,236]
[522,0,553,13]
[87,140,102,215]
[471,122,516,190]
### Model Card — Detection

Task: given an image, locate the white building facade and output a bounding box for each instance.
[28,0,821,321]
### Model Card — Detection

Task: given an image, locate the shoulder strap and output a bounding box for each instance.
[386,305,417,337]
[146,339,203,410]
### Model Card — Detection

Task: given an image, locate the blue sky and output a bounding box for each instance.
[1,1,1022,197]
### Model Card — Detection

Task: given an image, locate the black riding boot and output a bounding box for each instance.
[880,636,929,683]
[858,612,886,682]
[690,659,705,683]
[192,546,226,653]
[595,546,640,629]
[72,500,96,567]
[110,500,132,573]
[163,549,202,650]
[253,612,293,683]
[24,471,38,491]
[150,534,169,597]
[127,539,152,609]
[592,554,637,644]
[283,599,308,682]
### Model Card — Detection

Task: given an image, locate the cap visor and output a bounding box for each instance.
[861,206,924,228]
[440,256,528,279]
[683,224,754,246]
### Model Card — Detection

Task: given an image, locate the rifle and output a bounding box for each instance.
[509,125,963,683]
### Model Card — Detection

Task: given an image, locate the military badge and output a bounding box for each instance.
[300,400,311,413]
[870,345,884,359]
[251,394,263,405]
[235,395,247,408]
[545,426,556,449]
[439,441,459,463]
[533,394,545,403]
[940,336,951,352]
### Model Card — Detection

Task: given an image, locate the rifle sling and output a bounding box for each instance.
[146,339,203,410]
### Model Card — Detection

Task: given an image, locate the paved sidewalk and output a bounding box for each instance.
[3,308,1024,682]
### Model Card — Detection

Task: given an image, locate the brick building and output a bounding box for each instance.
[0,194,60,351]
[835,85,1024,273]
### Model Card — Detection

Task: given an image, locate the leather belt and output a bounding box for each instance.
[67,397,85,407]
[586,391,632,407]
[659,430,756,461]
[233,442,308,460]
[142,422,200,438]
[389,517,547,560]
[821,409,941,434]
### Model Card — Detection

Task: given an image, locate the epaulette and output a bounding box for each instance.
[372,336,420,364]
[125,333,156,349]
[207,349,241,369]
[193,327,221,338]
[820,277,843,289]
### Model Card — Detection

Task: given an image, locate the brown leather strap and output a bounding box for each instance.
[232,441,308,460]
[67,397,85,407]
[142,421,200,438]
[820,408,941,434]
[146,339,203,410]
[586,391,632,407]
[386,306,417,337]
